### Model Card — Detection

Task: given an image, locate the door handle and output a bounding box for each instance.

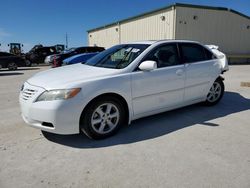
[176,69,184,76]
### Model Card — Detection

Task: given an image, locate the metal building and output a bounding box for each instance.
[87,3,250,60]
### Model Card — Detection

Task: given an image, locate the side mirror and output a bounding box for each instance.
[139,60,157,71]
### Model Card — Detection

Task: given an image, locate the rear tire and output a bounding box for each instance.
[80,96,126,139]
[204,78,224,106]
[25,60,32,67]
[7,62,18,70]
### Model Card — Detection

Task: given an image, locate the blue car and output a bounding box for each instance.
[62,52,99,66]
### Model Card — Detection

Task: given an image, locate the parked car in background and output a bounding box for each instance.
[25,46,57,66]
[0,52,26,70]
[44,54,54,64]
[51,46,105,67]
[62,52,99,66]
[44,48,76,64]
[19,40,228,139]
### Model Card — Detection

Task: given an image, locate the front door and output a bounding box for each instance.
[131,43,185,116]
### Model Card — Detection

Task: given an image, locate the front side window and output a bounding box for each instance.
[85,44,149,69]
[144,44,180,68]
[180,43,207,63]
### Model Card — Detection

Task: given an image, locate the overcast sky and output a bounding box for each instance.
[0,0,249,52]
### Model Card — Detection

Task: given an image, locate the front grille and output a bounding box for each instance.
[22,89,37,101]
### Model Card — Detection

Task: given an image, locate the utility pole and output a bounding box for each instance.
[66,33,68,49]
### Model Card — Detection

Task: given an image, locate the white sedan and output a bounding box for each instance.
[19,40,228,139]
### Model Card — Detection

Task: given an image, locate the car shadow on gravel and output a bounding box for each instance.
[0,67,40,72]
[42,91,250,148]
[0,72,24,76]
[17,67,41,71]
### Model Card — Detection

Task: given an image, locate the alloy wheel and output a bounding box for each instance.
[207,82,222,103]
[91,103,120,134]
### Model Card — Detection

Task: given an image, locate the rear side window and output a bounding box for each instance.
[180,43,208,63]
[204,48,215,60]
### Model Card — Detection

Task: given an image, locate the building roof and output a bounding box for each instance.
[87,3,250,33]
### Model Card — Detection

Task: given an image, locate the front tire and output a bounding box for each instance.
[204,78,224,106]
[80,97,125,139]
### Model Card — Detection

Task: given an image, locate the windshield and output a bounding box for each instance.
[84,44,149,69]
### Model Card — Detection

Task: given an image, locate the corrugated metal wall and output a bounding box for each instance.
[175,7,250,54]
[88,25,119,48]
[120,9,175,43]
[88,6,250,55]
[88,8,175,48]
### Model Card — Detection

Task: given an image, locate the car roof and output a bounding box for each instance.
[126,40,201,45]
[76,46,104,49]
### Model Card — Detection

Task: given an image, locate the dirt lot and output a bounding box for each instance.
[0,65,250,188]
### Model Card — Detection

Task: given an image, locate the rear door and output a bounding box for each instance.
[179,43,218,102]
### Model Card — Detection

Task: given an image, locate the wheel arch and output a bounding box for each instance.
[217,75,224,81]
[209,75,224,88]
[79,92,130,128]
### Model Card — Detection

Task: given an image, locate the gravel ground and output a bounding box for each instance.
[0,65,250,188]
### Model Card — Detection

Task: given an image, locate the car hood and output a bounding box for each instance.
[27,64,120,89]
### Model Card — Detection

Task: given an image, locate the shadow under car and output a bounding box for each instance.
[42,91,250,148]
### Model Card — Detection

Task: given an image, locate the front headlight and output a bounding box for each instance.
[36,88,81,102]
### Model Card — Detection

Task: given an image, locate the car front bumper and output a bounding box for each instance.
[44,56,53,64]
[19,82,83,135]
